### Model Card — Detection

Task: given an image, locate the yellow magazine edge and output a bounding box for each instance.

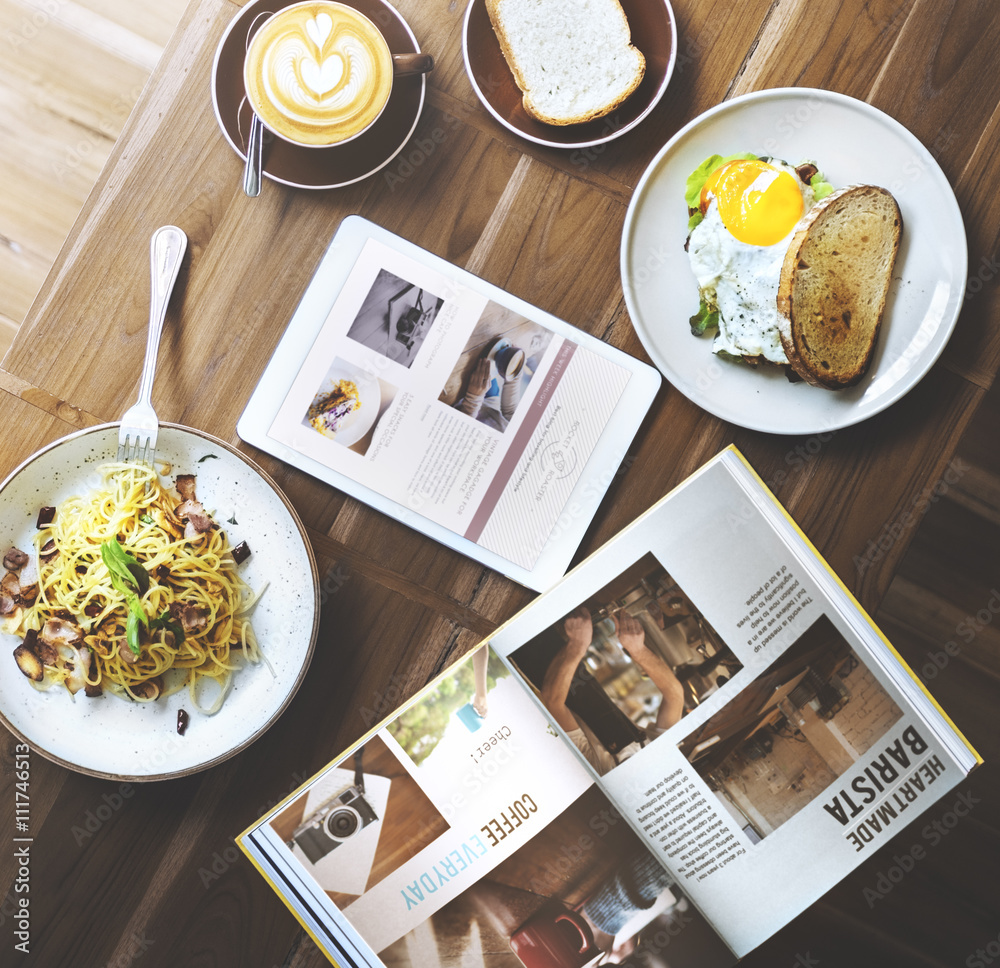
[235,843,345,968]
[727,445,983,767]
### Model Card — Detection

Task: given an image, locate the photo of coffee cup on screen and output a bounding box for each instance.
[244,1,432,148]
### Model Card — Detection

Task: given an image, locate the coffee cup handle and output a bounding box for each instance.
[393,52,434,76]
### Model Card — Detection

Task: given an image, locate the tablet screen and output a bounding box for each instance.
[238,217,660,590]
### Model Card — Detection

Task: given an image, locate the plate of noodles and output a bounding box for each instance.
[0,423,320,780]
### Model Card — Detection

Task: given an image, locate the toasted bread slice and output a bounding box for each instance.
[485,0,645,126]
[777,185,902,389]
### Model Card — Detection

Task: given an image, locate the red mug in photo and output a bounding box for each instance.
[509,902,602,968]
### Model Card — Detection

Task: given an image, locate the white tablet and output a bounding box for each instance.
[237,216,661,591]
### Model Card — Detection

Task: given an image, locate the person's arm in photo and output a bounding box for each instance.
[614,610,686,731]
[472,645,489,717]
[539,607,593,732]
[457,358,490,418]
[499,370,521,419]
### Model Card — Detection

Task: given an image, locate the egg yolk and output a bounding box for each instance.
[700,159,804,246]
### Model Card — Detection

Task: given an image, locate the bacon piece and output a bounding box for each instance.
[15,556,38,604]
[169,601,209,635]
[2,571,20,599]
[174,474,215,537]
[0,571,19,616]
[175,474,197,502]
[57,643,91,695]
[175,501,214,536]
[40,616,84,649]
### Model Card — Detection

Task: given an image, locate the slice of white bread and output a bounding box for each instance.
[777,185,902,389]
[485,0,645,126]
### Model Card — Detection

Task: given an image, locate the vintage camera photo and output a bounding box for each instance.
[290,783,380,864]
[281,748,393,895]
[271,735,449,900]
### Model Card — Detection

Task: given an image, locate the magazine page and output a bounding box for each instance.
[489,448,977,957]
[242,644,736,968]
[264,234,633,573]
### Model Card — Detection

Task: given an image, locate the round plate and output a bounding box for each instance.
[0,424,320,780]
[211,0,427,189]
[621,88,968,435]
[462,0,676,150]
[310,361,381,446]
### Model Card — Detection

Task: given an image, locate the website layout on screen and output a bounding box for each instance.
[269,237,631,569]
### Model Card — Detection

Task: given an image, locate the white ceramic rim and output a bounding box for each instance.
[620,87,968,434]
[243,1,395,150]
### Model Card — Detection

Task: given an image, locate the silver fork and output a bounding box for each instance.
[117,225,188,463]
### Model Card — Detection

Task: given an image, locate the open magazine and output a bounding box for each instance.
[238,447,980,967]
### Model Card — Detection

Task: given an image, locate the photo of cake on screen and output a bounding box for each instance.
[301,357,397,456]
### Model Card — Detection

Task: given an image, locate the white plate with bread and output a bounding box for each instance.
[621,87,967,435]
[463,0,676,149]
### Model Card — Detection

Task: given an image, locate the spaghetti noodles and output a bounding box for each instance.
[6,461,263,713]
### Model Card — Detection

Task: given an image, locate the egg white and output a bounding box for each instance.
[687,161,816,364]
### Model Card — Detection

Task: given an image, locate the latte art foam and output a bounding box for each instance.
[245,3,393,146]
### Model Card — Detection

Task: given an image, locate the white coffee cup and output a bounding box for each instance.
[244,1,432,148]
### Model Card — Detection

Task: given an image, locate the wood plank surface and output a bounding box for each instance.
[0,0,187,351]
[0,0,998,966]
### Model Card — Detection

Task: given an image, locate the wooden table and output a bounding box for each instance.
[1,1,998,965]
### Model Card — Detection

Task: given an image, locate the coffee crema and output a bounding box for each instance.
[245,2,393,146]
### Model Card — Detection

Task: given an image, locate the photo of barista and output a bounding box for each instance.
[510,553,743,776]
[439,299,554,433]
[378,785,733,968]
[678,614,904,842]
[347,268,444,368]
[270,733,448,909]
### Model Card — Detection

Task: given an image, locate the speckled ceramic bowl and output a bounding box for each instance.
[0,423,319,780]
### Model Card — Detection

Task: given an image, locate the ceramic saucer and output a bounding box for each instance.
[211,0,427,189]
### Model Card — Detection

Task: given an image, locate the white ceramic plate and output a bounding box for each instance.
[621,88,968,435]
[307,362,381,447]
[0,424,319,780]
